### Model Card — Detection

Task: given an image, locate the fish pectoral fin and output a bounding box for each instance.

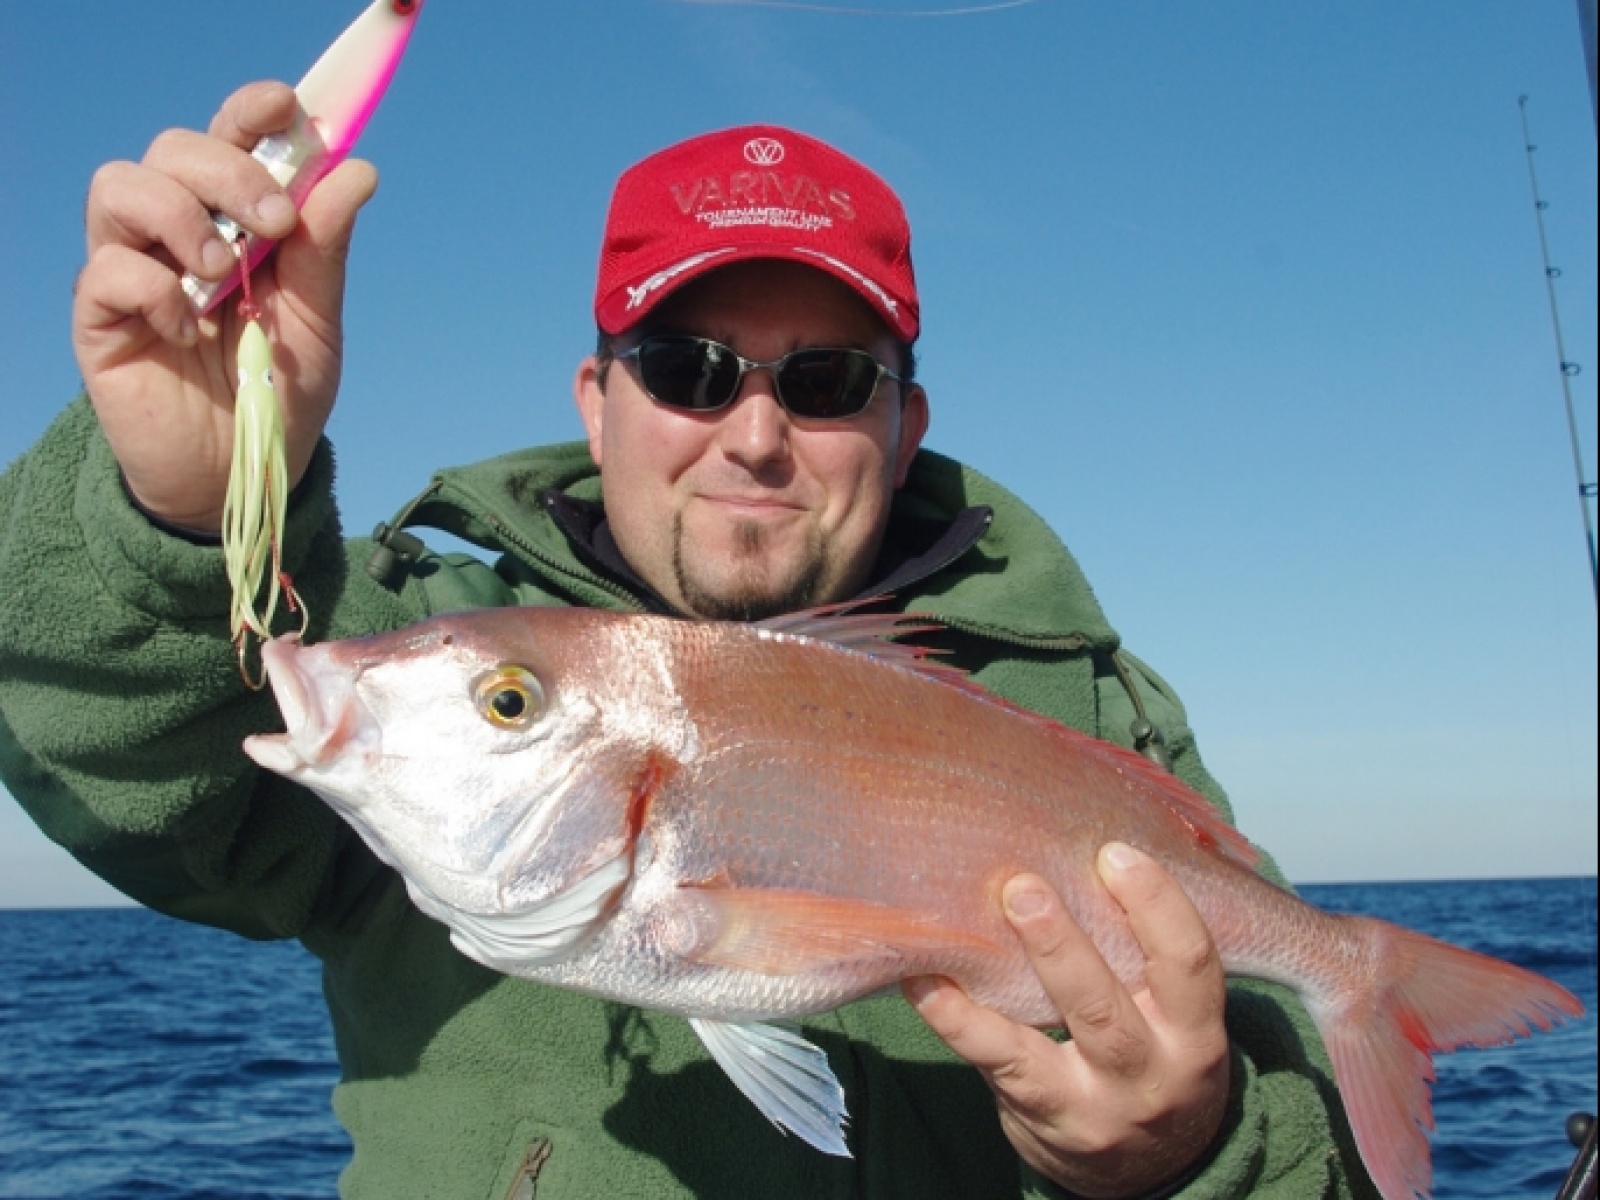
[682,885,998,975]
[688,1017,851,1157]
[440,852,633,969]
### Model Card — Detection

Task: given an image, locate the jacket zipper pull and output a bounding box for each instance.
[1129,717,1174,773]
[366,521,427,588]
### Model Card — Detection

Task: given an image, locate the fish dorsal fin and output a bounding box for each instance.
[426,851,634,971]
[688,1017,851,1157]
[755,605,1260,873]
[755,603,972,688]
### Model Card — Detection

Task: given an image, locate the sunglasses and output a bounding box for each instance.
[615,335,904,420]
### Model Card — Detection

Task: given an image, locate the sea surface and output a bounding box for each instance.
[0,877,1594,1199]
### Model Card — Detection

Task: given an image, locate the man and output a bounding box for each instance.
[0,82,1373,1198]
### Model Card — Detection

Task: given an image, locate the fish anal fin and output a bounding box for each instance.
[688,1017,851,1157]
[680,884,998,975]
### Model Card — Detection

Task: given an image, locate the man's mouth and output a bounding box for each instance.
[696,493,806,517]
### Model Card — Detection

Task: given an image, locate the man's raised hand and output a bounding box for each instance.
[75,81,377,531]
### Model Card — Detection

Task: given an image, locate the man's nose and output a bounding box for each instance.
[719,368,790,467]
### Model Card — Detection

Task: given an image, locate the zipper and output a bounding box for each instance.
[501,1137,551,1200]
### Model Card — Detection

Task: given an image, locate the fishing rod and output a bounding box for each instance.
[1556,1111,1597,1200]
[1541,16,1598,1194]
[1515,95,1598,603]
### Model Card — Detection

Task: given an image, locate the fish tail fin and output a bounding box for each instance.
[1310,914,1583,1200]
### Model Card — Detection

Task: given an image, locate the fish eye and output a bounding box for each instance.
[473,666,545,730]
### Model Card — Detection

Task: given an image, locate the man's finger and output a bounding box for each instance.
[1002,874,1152,1078]
[206,81,299,148]
[1096,843,1226,1040]
[903,976,1036,1073]
[142,129,299,243]
[86,160,238,280]
[75,244,199,355]
[273,159,379,324]
[903,975,1073,1119]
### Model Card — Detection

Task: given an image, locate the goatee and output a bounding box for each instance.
[673,516,826,622]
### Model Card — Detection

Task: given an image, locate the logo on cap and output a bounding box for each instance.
[743,137,786,166]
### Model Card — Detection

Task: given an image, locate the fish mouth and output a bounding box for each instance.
[242,635,377,777]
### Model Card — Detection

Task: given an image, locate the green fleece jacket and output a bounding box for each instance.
[0,397,1376,1200]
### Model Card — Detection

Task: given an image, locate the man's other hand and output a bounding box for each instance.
[904,844,1231,1199]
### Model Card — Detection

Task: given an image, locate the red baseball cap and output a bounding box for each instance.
[594,124,919,342]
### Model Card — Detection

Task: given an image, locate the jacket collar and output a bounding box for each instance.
[539,490,995,617]
[389,441,1120,651]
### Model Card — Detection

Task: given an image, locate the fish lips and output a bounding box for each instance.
[243,634,380,780]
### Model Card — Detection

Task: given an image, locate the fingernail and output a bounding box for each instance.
[254,192,296,228]
[902,977,938,1008]
[1004,884,1049,919]
[201,239,233,278]
[177,314,199,346]
[1101,842,1144,872]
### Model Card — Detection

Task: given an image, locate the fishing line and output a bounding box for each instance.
[1516,95,1598,603]
[664,0,1043,16]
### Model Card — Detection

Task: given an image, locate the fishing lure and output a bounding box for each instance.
[184,0,426,314]
[221,259,301,686]
[197,0,425,683]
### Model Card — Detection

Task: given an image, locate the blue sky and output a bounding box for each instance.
[1,1,1595,904]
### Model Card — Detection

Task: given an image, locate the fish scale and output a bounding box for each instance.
[244,604,1584,1199]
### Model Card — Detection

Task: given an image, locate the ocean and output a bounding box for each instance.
[1,876,1594,1199]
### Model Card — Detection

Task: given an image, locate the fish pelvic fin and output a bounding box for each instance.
[1310,915,1584,1200]
[688,1017,851,1157]
[679,884,1001,976]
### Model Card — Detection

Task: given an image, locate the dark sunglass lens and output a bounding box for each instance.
[779,350,877,418]
[639,339,739,411]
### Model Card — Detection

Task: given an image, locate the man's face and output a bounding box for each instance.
[573,260,929,621]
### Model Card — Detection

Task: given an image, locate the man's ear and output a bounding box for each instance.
[893,384,930,488]
[573,355,605,468]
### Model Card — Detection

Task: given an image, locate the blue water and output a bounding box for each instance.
[0,877,1594,1198]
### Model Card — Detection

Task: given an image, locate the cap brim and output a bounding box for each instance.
[596,243,919,342]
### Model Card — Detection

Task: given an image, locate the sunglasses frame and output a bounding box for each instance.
[614,335,905,420]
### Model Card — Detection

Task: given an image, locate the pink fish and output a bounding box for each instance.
[242,606,1583,1200]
